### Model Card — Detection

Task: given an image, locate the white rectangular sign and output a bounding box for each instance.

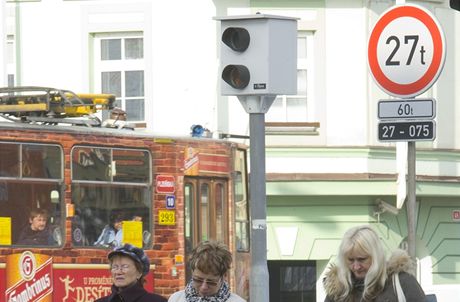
[378,98,435,119]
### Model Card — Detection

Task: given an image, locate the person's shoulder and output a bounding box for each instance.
[167,290,185,302]
[145,292,167,302]
[229,293,246,302]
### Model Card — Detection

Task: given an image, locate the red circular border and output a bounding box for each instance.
[368,5,444,97]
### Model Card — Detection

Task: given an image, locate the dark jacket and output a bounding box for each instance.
[95,282,167,302]
[17,226,54,245]
[323,250,426,302]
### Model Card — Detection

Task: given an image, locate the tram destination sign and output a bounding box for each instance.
[378,98,435,120]
[378,120,435,141]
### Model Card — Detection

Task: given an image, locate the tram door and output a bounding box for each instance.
[184,177,228,280]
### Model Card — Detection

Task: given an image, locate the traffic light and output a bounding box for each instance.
[451,0,460,11]
[215,14,298,96]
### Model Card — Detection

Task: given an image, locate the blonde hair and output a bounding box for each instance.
[189,240,232,277]
[336,225,387,301]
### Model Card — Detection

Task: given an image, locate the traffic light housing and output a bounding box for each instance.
[215,14,298,96]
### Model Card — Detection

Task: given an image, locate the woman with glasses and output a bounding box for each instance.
[168,240,245,302]
[95,243,167,302]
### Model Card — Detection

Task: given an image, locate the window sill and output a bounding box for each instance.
[265,122,320,136]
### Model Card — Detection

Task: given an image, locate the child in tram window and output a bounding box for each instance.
[94,213,124,247]
[17,208,56,245]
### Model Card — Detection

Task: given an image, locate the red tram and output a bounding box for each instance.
[0,121,250,301]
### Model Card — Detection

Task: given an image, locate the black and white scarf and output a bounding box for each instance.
[184,279,231,302]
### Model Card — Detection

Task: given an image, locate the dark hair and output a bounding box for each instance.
[109,213,124,226]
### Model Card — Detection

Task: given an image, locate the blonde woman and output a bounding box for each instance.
[323,225,426,302]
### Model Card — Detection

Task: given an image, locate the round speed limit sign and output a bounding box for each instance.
[368,4,446,98]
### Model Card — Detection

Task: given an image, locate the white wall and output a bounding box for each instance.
[14,0,218,135]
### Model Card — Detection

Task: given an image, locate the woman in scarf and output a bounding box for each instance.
[168,240,245,302]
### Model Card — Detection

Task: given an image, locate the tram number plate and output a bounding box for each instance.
[378,120,435,141]
[158,210,176,225]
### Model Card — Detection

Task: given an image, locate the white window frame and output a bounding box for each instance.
[266,31,314,122]
[93,32,145,123]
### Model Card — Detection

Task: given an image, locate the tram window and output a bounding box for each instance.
[184,184,194,254]
[72,147,111,181]
[184,183,194,280]
[215,183,225,242]
[112,149,149,182]
[200,183,209,241]
[234,172,249,251]
[71,146,152,249]
[0,143,19,177]
[72,147,149,183]
[0,142,63,247]
[234,152,250,252]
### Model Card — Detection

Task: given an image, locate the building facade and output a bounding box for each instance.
[2,0,460,301]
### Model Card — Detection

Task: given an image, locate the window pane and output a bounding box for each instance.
[297,70,307,95]
[125,38,143,59]
[72,147,111,182]
[0,142,63,248]
[71,183,150,248]
[125,99,144,121]
[265,97,286,122]
[22,144,62,179]
[0,143,19,177]
[236,222,249,251]
[125,70,144,97]
[102,72,121,97]
[184,183,194,281]
[101,39,121,60]
[5,183,63,247]
[298,36,307,59]
[215,183,224,242]
[112,149,150,183]
[200,183,209,241]
[286,98,307,122]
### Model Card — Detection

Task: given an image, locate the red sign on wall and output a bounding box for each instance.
[156,175,175,194]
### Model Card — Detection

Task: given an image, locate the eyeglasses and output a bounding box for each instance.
[192,276,221,287]
[111,264,131,272]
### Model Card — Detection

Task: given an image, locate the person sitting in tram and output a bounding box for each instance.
[17,208,56,245]
[94,213,124,247]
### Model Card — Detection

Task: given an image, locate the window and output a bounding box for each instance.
[268,260,317,302]
[234,149,249,252]
[7,34,15,87]
[266,32,314,122]
[0,142,63,247]
[184,177,229,280]
[71,146,152,248]
[94,33,145,123]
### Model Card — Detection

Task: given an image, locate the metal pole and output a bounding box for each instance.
[406,141,416,260]
[249,110,269,302]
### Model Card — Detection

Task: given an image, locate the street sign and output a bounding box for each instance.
[378,120,435,141]
[368,4,446,98]
[378,98,435,119]
[155,175,175,194]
